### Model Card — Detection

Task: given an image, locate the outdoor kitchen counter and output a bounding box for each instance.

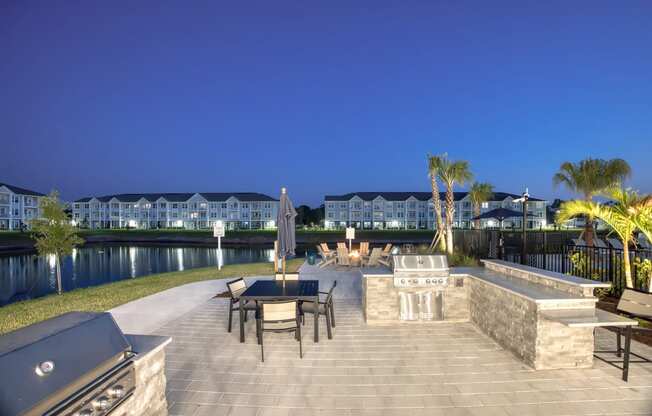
[458,266,599,370]
[121,335,172,416]
[452,268,597,305]
[362,263,603,371]
[481,259,610,297]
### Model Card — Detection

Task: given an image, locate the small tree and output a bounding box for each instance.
[31,191,84,294]
[556,188,652,289]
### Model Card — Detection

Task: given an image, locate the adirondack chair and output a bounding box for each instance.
[336,246,350,266]
[359,242,370,257]
[317,245,336,268]
[363,247,390,267]
[320,243,335,258]
[380,243,393,258]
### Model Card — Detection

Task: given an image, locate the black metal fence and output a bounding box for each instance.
[505,243,652,294]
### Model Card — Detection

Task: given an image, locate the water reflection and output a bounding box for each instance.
[0,245,277,305]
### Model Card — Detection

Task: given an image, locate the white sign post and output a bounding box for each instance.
[346,227,355,252]
[213,221,225,270]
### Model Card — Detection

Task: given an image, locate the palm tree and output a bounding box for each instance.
[427,154,447,252]
[468,182,494,229]
[437,155,473,255]
[553,158,631,246]
[556,188,652,289]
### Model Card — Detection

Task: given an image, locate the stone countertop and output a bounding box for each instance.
[540,308,638,328]
[454,267,597,304]
[125,334,172,361]
[481,259,611,288]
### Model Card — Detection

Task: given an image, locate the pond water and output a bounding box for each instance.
[0,245,297,306]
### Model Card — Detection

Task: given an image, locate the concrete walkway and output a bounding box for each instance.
[110,262,375,333]
[110,275,274,334]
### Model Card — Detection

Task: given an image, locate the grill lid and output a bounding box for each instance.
[0,312,132,416]
[393,254,449,273]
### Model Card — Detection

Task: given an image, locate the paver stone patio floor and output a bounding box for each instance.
[158,295,652,416]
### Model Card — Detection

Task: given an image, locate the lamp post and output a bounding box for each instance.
[520,189,530,265]
[512,188,530,265]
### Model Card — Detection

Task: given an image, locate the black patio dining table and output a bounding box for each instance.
[238,280,320,343]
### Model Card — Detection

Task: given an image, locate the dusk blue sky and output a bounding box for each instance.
[1,1,651,206]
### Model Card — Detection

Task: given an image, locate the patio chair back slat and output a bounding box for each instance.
[275,273,299,281]
[618,289,652,319]
[227,278,247,298]
[263,301,297,322]
[382,243,393,255]
[337,242,347,250]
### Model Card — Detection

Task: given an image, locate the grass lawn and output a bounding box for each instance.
[0,257,303,335]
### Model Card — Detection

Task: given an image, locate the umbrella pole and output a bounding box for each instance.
[282,255,286,287]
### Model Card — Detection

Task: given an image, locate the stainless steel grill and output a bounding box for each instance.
[393,254,450,288]
[0,312,136,416]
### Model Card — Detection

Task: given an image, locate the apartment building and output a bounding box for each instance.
[72,192,278,230]
[0,183,45,230]
[324,191,547,230]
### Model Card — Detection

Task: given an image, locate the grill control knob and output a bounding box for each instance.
[109,385,125,398]
[400,279,406,284]
[425,279,431,284]
[93,396,110,410]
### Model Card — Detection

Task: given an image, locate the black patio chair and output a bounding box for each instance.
[259,300,302,362]
[300,280,337,339]
[226,278,258,333]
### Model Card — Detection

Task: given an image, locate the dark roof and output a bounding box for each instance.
[74,192,277,203]
[472,208,523,220]
[0,182,45,196]
[324,191,543,202]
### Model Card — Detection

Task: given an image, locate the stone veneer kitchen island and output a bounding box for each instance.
[362,259,612,371]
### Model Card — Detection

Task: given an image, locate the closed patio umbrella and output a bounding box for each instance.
[277,187,297,284]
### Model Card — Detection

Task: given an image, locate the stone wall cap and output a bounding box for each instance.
[459,269,597,304]
[481,259,611,288]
